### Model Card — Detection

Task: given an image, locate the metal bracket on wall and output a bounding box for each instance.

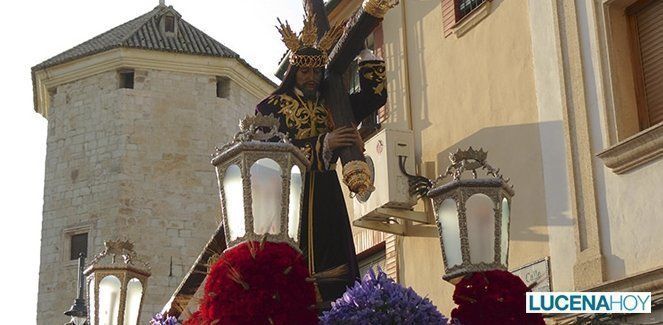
[352,155,439,237]
[352,207,438,237]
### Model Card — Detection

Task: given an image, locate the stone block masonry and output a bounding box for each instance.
[37,67,262,324]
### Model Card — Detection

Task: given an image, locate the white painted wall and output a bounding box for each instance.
[578,0,663,281]
[528,0,576,292]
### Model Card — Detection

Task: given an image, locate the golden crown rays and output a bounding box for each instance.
[276,11,346,66]
[300,13,318,48]
[276,18,301,53]
[318,23,345,54]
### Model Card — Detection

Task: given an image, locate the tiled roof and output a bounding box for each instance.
[33,5,241,70]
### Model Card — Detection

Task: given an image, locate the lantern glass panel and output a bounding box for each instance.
[123,278,143,325]
[501,198,510,265]
[288,165,303,240]
[466,194,495,264]
[223,164,245,240]
[438,198,463,268]
[89,279,96,325]
[251,158,283,235]
[98,275,121,325]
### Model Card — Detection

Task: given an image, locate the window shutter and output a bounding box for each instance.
[377,106,389,123]
[442,0,456,37]
[385,234,399,282]
[636,0,663,126]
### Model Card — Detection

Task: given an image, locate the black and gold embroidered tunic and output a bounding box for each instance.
[255,60,387,302]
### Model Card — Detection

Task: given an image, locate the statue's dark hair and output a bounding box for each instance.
[273,47,325,95]
[273,64,298,95]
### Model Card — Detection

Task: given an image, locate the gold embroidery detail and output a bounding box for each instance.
[343,160,375,198]
[270,94,329,139]
[361,62,387,95]
[362,0,399,19]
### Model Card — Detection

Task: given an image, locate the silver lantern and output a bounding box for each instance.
[84,240,150,325]
[211,114,310,250]
[427,148,514,283]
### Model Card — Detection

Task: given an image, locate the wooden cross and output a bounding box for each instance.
[304,0,398,196]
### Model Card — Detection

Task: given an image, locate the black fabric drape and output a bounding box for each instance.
[255,61,387,303]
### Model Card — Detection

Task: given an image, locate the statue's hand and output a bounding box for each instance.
[327,126,364,152]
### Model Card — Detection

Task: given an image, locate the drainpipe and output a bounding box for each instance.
[400,0,414,132]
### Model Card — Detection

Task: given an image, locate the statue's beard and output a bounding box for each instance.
[301,88,318,100]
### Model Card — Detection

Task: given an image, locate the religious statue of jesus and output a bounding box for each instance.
[256,0,395,304]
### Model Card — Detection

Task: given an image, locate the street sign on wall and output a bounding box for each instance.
[511,257,552,292]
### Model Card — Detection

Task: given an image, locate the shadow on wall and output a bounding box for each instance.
[408,0,438,139]
[538,120,625,280]
[429,120,628,284]
[395,0,508,159]
[535,120,574,230]
[432,121,574,244]
[382,0,438,135]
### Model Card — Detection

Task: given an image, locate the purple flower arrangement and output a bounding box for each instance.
[150,312,181,325]
[320,268,449,324]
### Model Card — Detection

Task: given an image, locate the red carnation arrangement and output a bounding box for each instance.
[184,241,317,325]
[451,270,545,325]
[183,311,204,325]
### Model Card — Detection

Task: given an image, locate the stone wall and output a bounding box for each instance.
[37,67,263,324]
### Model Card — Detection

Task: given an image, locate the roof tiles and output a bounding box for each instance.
[33,5,240,71]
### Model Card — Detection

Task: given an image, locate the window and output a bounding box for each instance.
[595,0,663,174]
[357,242,387,278]
[119,69,134,89]
[70,233,88,260]
[164,15,175,33]
[456,0,486,21]
[161,14,177,36]
[216,76,230,98]
[627,0,663,130]
[442,0,492,37]
[62,224,91,263]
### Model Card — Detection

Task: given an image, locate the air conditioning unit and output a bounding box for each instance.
[352,128,438,237]
[353,128,418,220]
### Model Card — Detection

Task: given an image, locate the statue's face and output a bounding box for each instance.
[295,67,323,98]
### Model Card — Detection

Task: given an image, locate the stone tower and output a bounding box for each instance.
[31,5,274,324]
